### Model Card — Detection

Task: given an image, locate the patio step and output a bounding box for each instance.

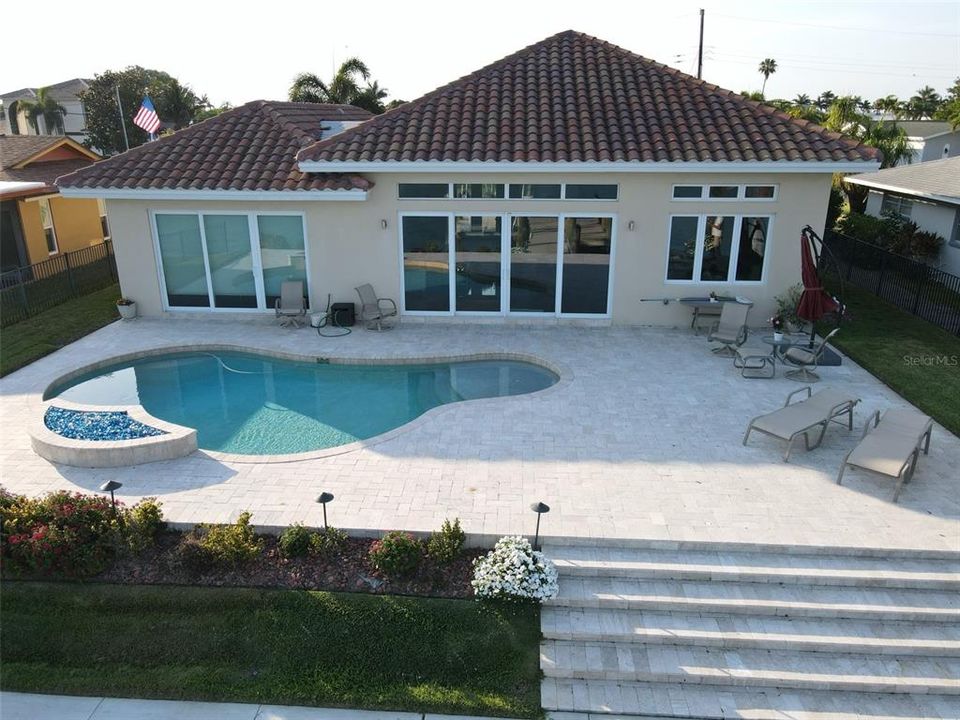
[541,679,960,719]
[540,639,960,693]
[542,544,960,590]
[541,607,960,655]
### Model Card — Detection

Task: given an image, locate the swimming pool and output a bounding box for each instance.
[46,352,558,455]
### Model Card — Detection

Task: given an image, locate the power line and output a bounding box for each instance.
[707,55,956,80]
[711,12,960,39]
[704,47,959,73]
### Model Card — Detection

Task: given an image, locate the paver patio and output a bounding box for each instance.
[0,318,957,552]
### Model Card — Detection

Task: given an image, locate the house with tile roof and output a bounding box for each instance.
[56,31,879,324]
[1,135,106,271]
[1,78,92,143]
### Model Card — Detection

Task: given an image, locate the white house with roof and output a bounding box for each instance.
[56,31,880,327]
[894,120,960,166]
[846,155,960,275]
[0,78,91,143]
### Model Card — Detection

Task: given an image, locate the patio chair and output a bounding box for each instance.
[743,386,860,461]
[782,328,840,382]
[837,408,933,502]
[707,302,750,356]
[355,283,398,331]
[275,281,307,328]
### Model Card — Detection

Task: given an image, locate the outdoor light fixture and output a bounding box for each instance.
[99,480,123,513]
[628,220,635,231]
[316,491,335,529]
[380,219,388,230]
[530,501,550,551]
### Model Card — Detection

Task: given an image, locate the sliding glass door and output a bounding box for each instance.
[400,213,613,317]
[156,214,209,307]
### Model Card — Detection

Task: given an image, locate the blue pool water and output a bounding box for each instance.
[46,352,557,455]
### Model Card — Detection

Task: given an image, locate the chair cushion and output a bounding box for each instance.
[784,347,816,364]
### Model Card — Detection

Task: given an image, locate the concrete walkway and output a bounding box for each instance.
[0,692,507,720]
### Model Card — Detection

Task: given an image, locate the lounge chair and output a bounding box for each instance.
[707,302,750,356]
[355,283,398,331]
[275,280,307,327]
[743,386,860,461]
[837,408,933,502]
[782,328,840,382]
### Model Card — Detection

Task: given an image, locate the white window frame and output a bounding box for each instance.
[880,194,913,218]
[149,209,310,313]
[97,198,111,241]
[664,213,774,286]
[671,184,779,202]
[397,182,620,202]
[38,198,58,255]
[398,210,616,318]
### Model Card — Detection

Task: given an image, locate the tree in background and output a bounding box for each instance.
[81,67,210,155]
[903,86,943,120]
[815,90,836,110]
[873,95,902,118]
[934,78,960,129]
[758,58,777,98]
[194,102,234,123]
[10,87,67,134]
[793,93,812,107]
[289,58,392,114]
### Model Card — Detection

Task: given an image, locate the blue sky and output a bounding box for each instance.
[4,0,958,106]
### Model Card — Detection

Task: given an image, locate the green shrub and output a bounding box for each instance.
[123,497,165,554]
[427,518,465,565]
[369,531,422,578]
[774,284,804,329]
[836,212,943,259]
[1,488,119,577]
[174,534,214,577]
[278,523,312,557]
[309,526,348,556]
[198,512,263,567]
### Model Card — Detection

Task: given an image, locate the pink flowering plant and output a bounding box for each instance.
[471,536,559,603]
[769,314,784,332]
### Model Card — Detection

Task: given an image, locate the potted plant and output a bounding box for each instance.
[116,297,137,320]
[709,291,719,303]
[770,313,785,342]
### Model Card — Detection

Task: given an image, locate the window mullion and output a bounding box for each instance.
[448,214,455,315]
[249,214,266,309]
[693,215,706,281]
[197,213,215,309]
[728,216,743,282]
[555,214,565,315]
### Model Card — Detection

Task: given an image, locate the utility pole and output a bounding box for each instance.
[697,9,705,80]
[115,85,130,152]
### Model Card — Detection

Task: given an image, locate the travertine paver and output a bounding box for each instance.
[0,317,957,551]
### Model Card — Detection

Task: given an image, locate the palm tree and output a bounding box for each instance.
[815,90,836,111]
[14,87,67,134]
[351,80,388,114]
[904,86,942,119]
[290,58,374,105]
[156,79,208,129]
[793,93,812,107]
[860,120,909,169]
[758,58,777,97]
[824,96,862,132]
[873,95,902,118]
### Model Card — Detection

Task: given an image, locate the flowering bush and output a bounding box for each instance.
[369,531,422,577]
[471,536,559,603]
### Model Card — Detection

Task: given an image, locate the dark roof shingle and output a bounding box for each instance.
[57,102,374,192]
[0,135,71,168]
[298,31,879,165]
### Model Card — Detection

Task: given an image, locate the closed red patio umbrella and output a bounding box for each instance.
[797,227,838,346]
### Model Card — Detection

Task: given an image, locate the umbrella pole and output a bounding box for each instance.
[802,225,844,349]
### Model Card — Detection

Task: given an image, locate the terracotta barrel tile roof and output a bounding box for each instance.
[298,31,878,166]
[57,101,373,192]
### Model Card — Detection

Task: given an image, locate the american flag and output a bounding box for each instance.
[132,97,161,134]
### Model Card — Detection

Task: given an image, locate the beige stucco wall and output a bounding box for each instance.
[18,195,104,264]
[105,171,833,326]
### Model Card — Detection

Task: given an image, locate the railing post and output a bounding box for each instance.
[912,266,926,315]
[17,268,28,315]
[875,252,886,296]
[64,251,77,297]
[106,240,116,280]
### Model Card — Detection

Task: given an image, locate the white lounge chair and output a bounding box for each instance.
[355,283,398,331]
[275,280,307,327]
[837,408,933,502]
[707,302,750,356]
[743,386,860,461]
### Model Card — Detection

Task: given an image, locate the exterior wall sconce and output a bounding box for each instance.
[380,219,388,230]
[628,220,635,231]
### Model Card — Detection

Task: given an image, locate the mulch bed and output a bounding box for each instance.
[95,531,483,599]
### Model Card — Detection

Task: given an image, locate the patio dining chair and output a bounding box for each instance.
[707,302,750,356]
[782,328,840,382]
[355,283,398,331]
[275,281,307,328]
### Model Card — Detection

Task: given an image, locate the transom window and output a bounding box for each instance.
[401,213,613,316]
[666,214,771,283]
[153,212,308,310]
[398,182,618,201]
[672,184,778,201]
[880,194,913,218]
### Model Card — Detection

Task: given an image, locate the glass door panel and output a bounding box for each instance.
[561,217,612,314]
[203,215,257,308]
[156,214,209,307]
[454,215,502,312]
[257,215,307,308]
[402,216,450,311]
[510,216,558,312]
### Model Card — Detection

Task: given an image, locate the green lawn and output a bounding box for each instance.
[818,284,960,437]
[0,582,542,718]
[0,284,120,377]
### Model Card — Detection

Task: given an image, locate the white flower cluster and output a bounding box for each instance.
[471,535,559,602]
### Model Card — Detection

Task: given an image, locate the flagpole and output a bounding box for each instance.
[115,86,130,152]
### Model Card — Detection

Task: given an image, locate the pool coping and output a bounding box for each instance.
[34,343,571,466]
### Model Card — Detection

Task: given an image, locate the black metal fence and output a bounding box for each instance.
[1,240,117,327]
[823,230,960,336]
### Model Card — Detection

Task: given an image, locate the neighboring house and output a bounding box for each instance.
[846,156,960,276]
[0,78,91,143]
[56,31,879,325]
[1,135,108,272]
[893,121,960,165]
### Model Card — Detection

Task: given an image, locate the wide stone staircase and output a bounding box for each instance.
[539,541,960,719]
